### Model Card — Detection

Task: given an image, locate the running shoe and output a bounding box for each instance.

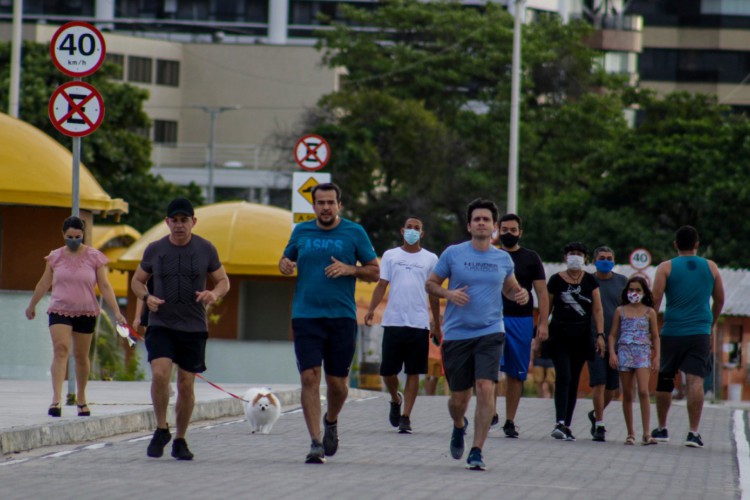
[550,423,566,440]
[465,447,486,471]
[450,417,468,459]
[146,427,172,458]
[563,426,576,442]
[389,392,403,427]
[651,427,670,443]
[323,413,339,456]
[490,413,499,429]
[398,415,412,434]
[684,432,704,448]
[593,425,606,442]
[305,439,326,464]
[588,410,596,437]
[502,419,519,438]
[171,438,194,461]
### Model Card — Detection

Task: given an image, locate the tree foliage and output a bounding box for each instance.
[0,41,201,231]
[309,0,750,268]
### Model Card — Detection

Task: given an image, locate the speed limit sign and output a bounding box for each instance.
[50,22,106,77]
[629,248,652,270]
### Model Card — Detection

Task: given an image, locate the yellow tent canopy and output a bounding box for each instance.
[113,201,295,276]
[93,225,142,297]
[0,112,127,216]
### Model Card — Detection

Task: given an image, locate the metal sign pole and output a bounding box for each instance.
[71,135,81,217]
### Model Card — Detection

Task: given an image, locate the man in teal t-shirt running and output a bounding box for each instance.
[651,226,724,448]
[279,183,379,464]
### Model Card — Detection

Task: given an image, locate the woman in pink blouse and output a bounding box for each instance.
[25,216,126,417]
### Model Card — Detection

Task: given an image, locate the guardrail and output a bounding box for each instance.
[151,143,294,170]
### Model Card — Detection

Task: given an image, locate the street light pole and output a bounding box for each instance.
[196,106,240,204]
[507,0,525,215]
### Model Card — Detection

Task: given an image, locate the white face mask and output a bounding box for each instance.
[627,291,643,304]
[566,254,584,271]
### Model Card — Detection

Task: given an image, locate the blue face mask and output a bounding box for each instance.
[595,260,614,273]
[403,229,421,245]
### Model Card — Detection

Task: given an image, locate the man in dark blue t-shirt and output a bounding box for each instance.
[279,183,379,464]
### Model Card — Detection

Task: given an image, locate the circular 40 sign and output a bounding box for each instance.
[50,21,107,77]
[629,248,652,270]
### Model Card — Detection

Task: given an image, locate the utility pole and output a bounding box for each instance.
[196,106,240,204]
[506,0,525,214]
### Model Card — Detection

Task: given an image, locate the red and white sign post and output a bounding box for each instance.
[48,21,107,217]
[49,22,106,404]
[292,134,331,228]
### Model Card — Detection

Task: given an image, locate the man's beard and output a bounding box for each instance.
[317,214,336,227]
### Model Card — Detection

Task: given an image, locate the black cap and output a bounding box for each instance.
[166,198,194,218]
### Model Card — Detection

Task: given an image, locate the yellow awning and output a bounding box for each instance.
[112,201,295,276]
[92,224,142,250]
[0,112,127,215]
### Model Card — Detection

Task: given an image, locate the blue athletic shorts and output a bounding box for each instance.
[500,316,534,381]
[292,318,357,377]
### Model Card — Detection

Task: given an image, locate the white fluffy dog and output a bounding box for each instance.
[243,387,281,434]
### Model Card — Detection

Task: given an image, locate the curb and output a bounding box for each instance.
[0,387,379,455]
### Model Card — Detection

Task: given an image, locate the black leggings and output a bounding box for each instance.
[549,332,591,426]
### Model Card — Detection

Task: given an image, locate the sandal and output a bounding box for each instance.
[641,435,658,446]
[624,435,636,445]
[77,404,91,417]
[48,403,61,417]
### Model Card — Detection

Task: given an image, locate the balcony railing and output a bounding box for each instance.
[151,143,294,170]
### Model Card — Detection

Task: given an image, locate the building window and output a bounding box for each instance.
[106,53,124,80]
[127,56,153,84]
[156,59,180,86]
[153,120,178,144]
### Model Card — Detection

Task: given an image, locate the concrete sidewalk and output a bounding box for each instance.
[0,379,307,455]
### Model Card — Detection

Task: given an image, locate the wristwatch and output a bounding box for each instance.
[596,333,605,337]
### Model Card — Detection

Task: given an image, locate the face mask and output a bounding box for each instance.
[65,237,82,252]
[403,229,421,245]
[499,233,520,248]
[566,254,584,271]
[595,260,614,274]
[627,291,643,304]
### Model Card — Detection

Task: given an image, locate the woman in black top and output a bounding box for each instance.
[545,242,604,441]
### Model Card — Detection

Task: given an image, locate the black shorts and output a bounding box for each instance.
[380,326,429,376]
[659,334,711,379]
[442,332,504,392]
[48,313,97,334]
[145,326,208,373]
[293,318,357,377]
[588,350,619,390]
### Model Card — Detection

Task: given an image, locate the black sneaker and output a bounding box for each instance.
[171,438,194,461]
[588,410,596,437]
[398,415,412,434]
[389,392,403,427]
[502,419,519,438]
[146,427,172,458]
[465,447,486,471]
[685,432,704,448]
[305,439,326,464]
[550,423,566,440]
[563,426,576,442]
[450,417,468,459]
[490,413,499,429]
[323,413,339,456]
[651,427,670,443]
[593,425,606,442]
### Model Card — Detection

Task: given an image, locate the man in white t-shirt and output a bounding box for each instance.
[365,216,441,434]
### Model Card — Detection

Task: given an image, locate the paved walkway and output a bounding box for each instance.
[0,382,747,499]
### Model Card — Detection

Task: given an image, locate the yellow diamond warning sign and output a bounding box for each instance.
[298,177,319,205]
[293,213,316,223]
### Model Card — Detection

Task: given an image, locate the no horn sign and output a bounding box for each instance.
[294,134,330,171]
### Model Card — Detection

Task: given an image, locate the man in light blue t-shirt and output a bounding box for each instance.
[426,198,528,471]
[279,183,379,464]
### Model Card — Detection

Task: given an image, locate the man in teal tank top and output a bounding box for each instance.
[651,226,724,448]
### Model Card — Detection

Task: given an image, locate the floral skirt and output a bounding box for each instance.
[617,343,651,371]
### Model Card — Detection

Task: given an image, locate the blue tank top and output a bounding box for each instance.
[661,256,714,337]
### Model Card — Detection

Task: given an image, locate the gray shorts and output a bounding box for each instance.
[442,332,504,392]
